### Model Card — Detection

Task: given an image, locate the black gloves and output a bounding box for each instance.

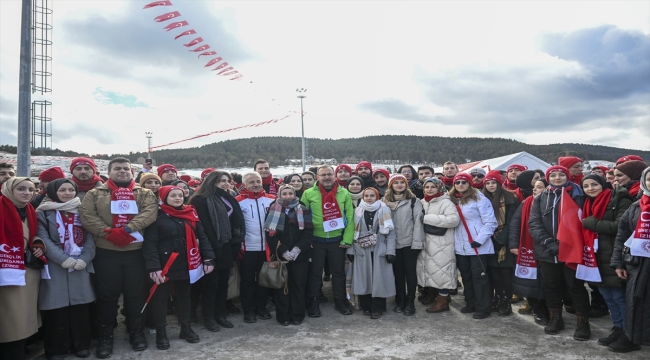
[470,241,482,248]
[347,254,354,262]
[492,240,503,251]
[386,255,396,264]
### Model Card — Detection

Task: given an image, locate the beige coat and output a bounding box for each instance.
[79,183,158,251]
[416,194,460,289]
[0,221,42,343]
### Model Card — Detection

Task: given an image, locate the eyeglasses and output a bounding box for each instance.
[454,180,469,185]
[472,174,485,178]
[318,173,334,177]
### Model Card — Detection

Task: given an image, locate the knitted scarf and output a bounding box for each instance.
[319,182,344,232]
[262,175,279,196]
[424,192,445,202]
[263,198,312,236]
[503,178,518,191]
[441,177,454,188]
[515,196,537,279]
[159,202,204,283]
[353,200,393,240]
[383,193,405,211]
[72,175,103,192]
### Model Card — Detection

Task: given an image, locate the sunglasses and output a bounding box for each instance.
[472,174,485,178]
[454,180,469,185]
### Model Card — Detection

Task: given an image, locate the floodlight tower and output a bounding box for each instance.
[145,132,153,161]
[296,88,307,171]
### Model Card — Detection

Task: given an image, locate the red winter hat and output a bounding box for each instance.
[188,180,201,188]
[70,157,97,173]
[335,164,353,176]
[453,173,473,185]
[545,165,570,181]
[616,155,644,165]
[592,166,609,174]
[157,164,177,177]
[373,168,390,181]
[180,175,192,182]
[507,164,527,172]
[356,161,373,173]
[158,185,182,204]
[39,166,65,182]
[558,156,582,169]
[201,168,216,181]
[484,170,503,184]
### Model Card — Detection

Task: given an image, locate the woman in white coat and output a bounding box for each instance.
[449,173,498,319]
[416,178,460,313]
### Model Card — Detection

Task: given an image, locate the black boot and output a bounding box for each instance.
[128,318,148,351]
[96,325,114,359]
[544,307,565,335]
[393,295,405,313]
[490,295,502,312]
[334,299,353,315]
[204,318,220,332]
[573,312,591,341]
[226,300,241,315]
[598,326,624,346]
[179,322,200,343]
[608,333,641,353]
[307,297,321,318]
[155,326,170,350]
[498,296,512,316]
[215,315,234,328]
[403,296,416,316]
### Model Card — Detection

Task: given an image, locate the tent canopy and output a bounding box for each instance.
[435,151,551,174]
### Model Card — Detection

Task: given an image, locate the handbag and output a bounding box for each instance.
[622,246,640,266]
[423,224,447,236]
[24,248,45,270]
[258,242,288,294]
[357,233,378,248]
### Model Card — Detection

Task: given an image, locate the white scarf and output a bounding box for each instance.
[353,200,394,239]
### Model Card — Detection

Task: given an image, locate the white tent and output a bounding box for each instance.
[435,151,551,174]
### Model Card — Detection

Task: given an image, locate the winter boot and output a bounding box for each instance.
[544,308,565,335]
[307,297,321,317]
[128,318,148,351]
[420,288,438,305]
[498,296,512,316]
[573,312,591,341]
[426,294,450,313]
[179,322,200,343]
[598,326,624,346]
[518,299,532,315]
[334,299,353,315]
[608,333,641,353]
[490,295,502,312]
[511,294,522,304]
[403,297,416,316]
[532,302,549,326]
[155,326,170,350]
[393,295,405,313]
[95,325,114,359]
[204,317,220,332]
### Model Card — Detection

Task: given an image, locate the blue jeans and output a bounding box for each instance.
[598,286,626,328]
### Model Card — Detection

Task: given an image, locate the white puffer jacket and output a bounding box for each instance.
[453,191,498,256]
[416,193,460,289]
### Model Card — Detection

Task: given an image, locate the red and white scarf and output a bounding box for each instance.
[319,182,345,232]
[515,196,537,279]
[262,175,279,196]
[625,195,650,258]
[107,179,144,242]
[159,202,204,283]
[56,212,86,255]
[575,189,611,281]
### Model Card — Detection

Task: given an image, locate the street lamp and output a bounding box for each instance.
[296,88,307,171]
[145,132,153,162]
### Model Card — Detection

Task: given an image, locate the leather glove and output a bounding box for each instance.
[73,259,87,270]
[282,250,294,261]
[104,228,133,248]
[386,255,396,264]
[61,257,77,269]
[347,254,354,262]
[470,241,482,248]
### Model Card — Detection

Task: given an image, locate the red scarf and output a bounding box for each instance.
[628,195,650,258]
[159,203,204,283]
[441,177,454,188]
[628,182,640,198]
[574,189,611,281]
[424,192,445,202]
[319,182,344,232]
[72,174,103,192]
[515,196,537,279]
[472,182,484,190]
[107,179,137,228]
[571,173,584,185]
[262,175,279,196]
[336,179,347,187]
[59,212,86,254]
[514,188,525,203]
[503,178,518,191]
[0,196,43,286]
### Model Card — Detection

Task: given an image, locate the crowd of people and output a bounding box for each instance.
[0,153,649,359]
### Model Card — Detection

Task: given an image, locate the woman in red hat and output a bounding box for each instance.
[335,164,353,188]
[614,160,648,199]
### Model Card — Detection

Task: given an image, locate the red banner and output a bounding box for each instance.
[143,0,172,9]
[163,20,188,31]
[211,62,229,71]
[183,37,203,47]
[204,58,223,67]
[154,11,181,22]
[189,45,210,52]
[174,29,196,40]
[216,67,234,75]
[198,51,217,58]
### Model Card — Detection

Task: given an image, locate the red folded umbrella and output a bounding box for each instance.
[141,252,179,313]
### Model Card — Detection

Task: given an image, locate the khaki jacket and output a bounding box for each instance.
[79,183,158,251]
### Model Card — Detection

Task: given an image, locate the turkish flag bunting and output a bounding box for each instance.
[143,0,172,9]
[204,58,223,67]
[220,71,238,76]
[212,62,229,71]
[154,11,181,22]
[216,67,234,75]
[163,20,188,31]
[189,45,210,52]
[230,75,244,80]
[174,29,196,40]
[197,51,217,58]
[557,189,584,267]
[183,37,203,47]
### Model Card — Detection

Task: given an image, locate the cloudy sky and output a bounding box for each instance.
[1,0,648,156]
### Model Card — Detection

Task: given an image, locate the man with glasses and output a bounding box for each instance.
[301,165,355,317]
[469,168,486,189]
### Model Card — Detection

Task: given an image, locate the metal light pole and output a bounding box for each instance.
[296,88,307,172]
[145,132,153,161]
[17,0,32,176]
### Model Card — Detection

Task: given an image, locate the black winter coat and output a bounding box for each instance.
[529,187,585,264]
[582,187,632,288]
[509,201,544,299]
[143,211,215,281]
[611,199,650,346]
[266,206,313,263]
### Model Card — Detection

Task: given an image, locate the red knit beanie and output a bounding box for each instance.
[592,166,609,174]
[335,164,353,176]
[545,165,570,181]
[373,168,390,181]
[558,156,582,169]
[158,185,181,204]
[39,166,65,182]
[201,168,216,181]
[70,157,97,173]
[356,161,373,173]
[453,173,473,185]
[157,164,178,177]
[616,155,644,165]
[180,175,192,182]
[484,170,503,184]
[507,164,527,172]
[188,180,201,188]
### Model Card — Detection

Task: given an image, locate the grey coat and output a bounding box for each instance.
[348,213,396,298]
[36,209,96,310]
[386,198,425,250]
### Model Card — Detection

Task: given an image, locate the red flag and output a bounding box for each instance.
[557,189,584,267]
[174,29,196,40]
[197,51,217,58]
[217,67,233,75]
[230,75,244,80]
[189,45,210,52]
[143,0,172,9]
[211,62,229,71]
[204,57,222,67]
[154,11,181,22]
[183,37,203,47]
[163,20,188,31]
[220,71,238,76]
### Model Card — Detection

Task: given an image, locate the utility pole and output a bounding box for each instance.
[17,0,32,176]
[146,132,153,161]
[296,88,307,172]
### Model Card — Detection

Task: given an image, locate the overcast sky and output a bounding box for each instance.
[1,0,648,156]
